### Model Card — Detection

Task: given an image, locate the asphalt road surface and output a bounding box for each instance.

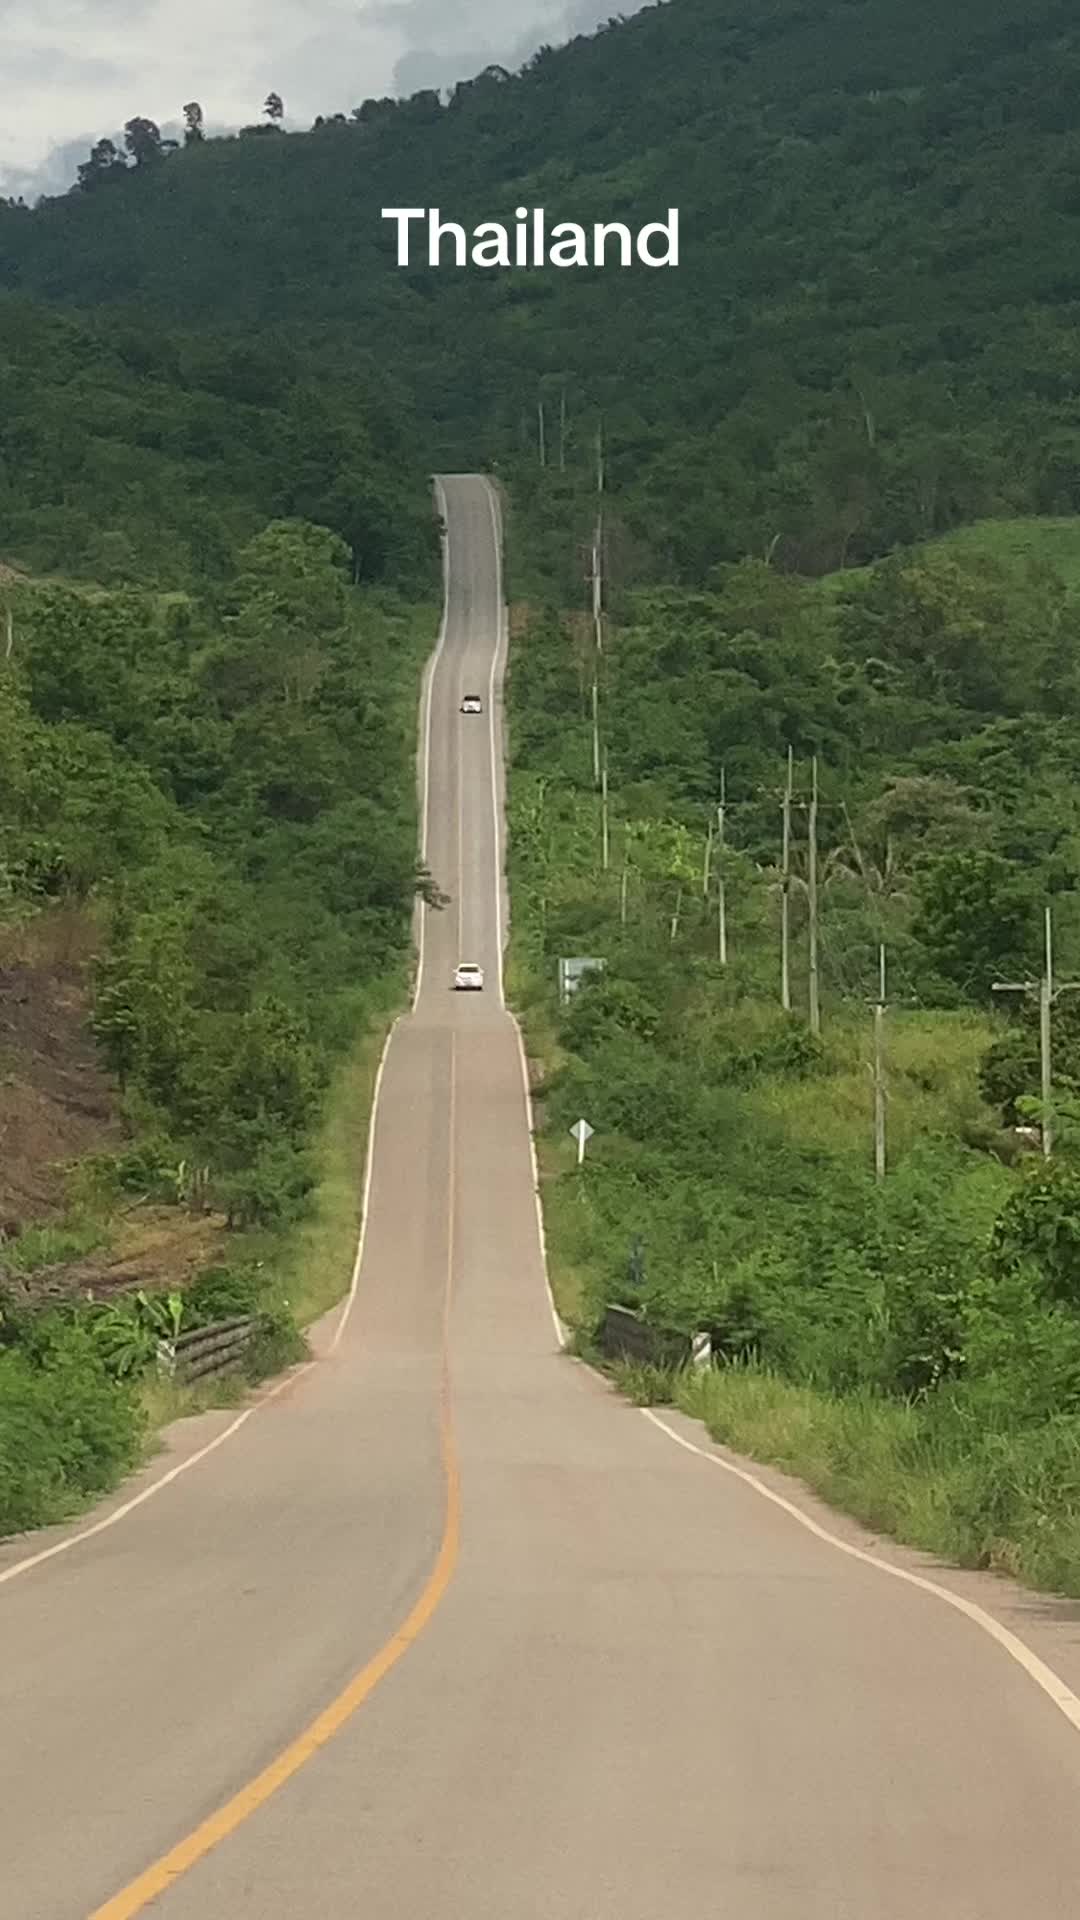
[6,473,1080,1917]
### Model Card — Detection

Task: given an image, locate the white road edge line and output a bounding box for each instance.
[642,1408,1080,1739]
[414,476,451,1010]
[482,477,567,1350]
[484,480,507,1008]
[476,474,1080,1741]
[0,484,455,1591]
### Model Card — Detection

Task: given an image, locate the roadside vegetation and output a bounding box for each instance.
[0,445,435,1537]
[506,497,1080,1597]
[7,0,1080,1566]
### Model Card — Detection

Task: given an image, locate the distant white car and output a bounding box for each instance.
[461,694,483,714]
[454,963,484,991]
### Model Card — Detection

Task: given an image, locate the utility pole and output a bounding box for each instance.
[4,606,12,660]
[872,944,887,1182]
[559,386,567,471]
[596,418,604,496]
[538,398,546,468]
[717,769,728,968]
[591,676,600,787]
[993,906,1080,1159]
[601,752,610,873]
[703,816,713,900]
[780,746,793,1012]
[808,755,820,1036]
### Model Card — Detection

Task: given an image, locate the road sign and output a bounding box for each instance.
[570,1118,594,1165]
[558,957,605,1004]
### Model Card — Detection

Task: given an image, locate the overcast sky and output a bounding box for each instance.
[1,0,646,199]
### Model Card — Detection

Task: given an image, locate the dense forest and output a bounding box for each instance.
[6,0,1080,1569]
[5,0,1080,581]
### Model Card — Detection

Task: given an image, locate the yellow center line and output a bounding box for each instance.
[90,1034,461,1920]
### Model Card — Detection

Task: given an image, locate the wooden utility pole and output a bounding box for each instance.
[780,746,793,1012]
[993,906,1080,1159]
[808,755,820,1035]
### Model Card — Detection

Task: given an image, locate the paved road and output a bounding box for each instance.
[6,473,1080,1916]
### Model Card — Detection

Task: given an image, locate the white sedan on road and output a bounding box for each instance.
[461,694,483,714]
[454,963,484,991]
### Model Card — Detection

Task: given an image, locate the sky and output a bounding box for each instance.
[1,0,646,199]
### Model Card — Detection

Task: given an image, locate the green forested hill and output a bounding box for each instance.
[4,0,1080,577]
[0,297,432,588]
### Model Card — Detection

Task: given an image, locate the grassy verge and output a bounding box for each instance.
[675,1364,1080,1598]
[278,1002,397,1331]
[598,1348,1080,1595]
[500,503,1080,1602]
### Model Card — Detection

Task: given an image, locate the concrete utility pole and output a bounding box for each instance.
[872,943,887,1182]
[601,752,610,873]
[702,817,713,900]
[993,906,1080,1159]
[538,398,546,468]
[591,677,600,787]
[717,769,728,968]
[780,747,793,1012]
[620,850,630,927]
[808,755,820,1036]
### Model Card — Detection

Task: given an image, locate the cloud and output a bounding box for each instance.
[0,0,651,199]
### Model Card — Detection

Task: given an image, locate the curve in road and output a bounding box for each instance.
[5,476,1080,1918]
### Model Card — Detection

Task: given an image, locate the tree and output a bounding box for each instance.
[123,117,165,168]
[182,102,205,145]
[76,138,128,192]
[264,93,284,123]
[981,995,1080,1126]
[912,851,1039,1000]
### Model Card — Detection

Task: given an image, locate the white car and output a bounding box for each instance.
[454,963,484,991]
[461,694,483,714]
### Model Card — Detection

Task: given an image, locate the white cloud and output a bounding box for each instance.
[0,0,649,198]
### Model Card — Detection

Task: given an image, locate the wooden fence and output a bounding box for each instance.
[157,1316,257,1384]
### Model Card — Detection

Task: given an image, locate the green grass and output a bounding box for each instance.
[2,1219,108,1274]
[281,1007,399,1331]
[746,1007,994,1161]
[676,1364,1080,1597]
[936,515,1080,591]
[818,513,1080,598]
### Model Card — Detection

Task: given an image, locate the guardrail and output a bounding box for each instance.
[157,1316,257,1383]
[597,1304,711,1371]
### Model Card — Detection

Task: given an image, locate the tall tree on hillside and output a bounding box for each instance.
[75,137,128,191]
[124,117,166,167]
[182,102,205,145]
[264,92,285,123]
